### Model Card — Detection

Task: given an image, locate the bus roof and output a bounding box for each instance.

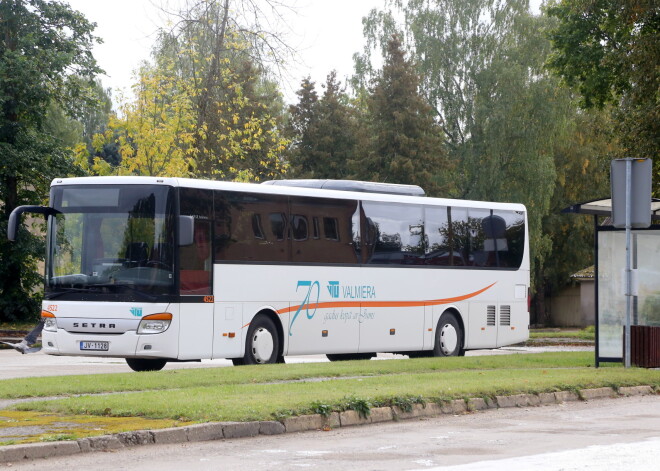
[261,179,426,197]
[50,176,526,212]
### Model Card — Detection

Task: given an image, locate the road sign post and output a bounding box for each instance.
[610,158,652,368]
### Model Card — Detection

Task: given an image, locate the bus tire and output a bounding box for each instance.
[125,358,167,372]
[242,315,280,365]
[433,313,464,357]
[326,353,375,361]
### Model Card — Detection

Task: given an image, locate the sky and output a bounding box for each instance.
[63,0,383,105]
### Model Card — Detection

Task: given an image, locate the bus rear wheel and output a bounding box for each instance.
[241,315,280,365]
[433,313,465,357]
[125,358,167,372]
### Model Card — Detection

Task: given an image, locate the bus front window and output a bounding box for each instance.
[46,185,176,299]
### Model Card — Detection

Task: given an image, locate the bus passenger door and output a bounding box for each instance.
[178,189,214,360]
[178,217,214,359]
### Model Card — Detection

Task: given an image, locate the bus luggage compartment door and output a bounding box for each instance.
[179,301,214,360]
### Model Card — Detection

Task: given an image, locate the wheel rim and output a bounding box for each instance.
[251,327,274,363]
[440,322,458,355]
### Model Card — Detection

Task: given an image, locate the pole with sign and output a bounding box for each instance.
[610,158,652,367]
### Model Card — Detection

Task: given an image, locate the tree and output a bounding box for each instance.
[356,0,529,151]
[87,59,197,177]
[78,80,120,168]
[353,35,452,196]
[286,72,359,179]
[154,0,290,181]
[540,109,616,322]
[286,77,319,176]
[0,0,100,322]
[547,0,660,184]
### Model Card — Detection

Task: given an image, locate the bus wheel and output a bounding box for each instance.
[125,358,167,372]
[243,315,280,365]
[433,313,464,357]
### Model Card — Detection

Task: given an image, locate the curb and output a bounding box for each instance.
[1,385,657,463]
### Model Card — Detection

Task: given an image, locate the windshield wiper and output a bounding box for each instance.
[45,287,100,299]
[90,283,158,302]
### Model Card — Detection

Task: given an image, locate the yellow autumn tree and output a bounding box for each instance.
[153,0,290,182]
[82,57,197,177]
[84,1,291,182]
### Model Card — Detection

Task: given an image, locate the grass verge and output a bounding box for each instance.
[0,352,657,425]
[0,352,595,400]
[530,327,595,340]
[13,366,659,423]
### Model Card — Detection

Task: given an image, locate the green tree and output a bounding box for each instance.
[356,0,529,151]
[464,13,576,313]
[286,77,320,176]
[540,109,616,321]
[0,0,100,322]
[546,0,660,184]
[79,80,120,167]
[354,35,451,196]
[287,72,359,179]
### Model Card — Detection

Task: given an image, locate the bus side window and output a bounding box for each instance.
[361,202,424,265]
[291,215,308,241]
[269,213,287,241]
[289,196,359,264]
[496,210,525,269]
[179,188,212,295]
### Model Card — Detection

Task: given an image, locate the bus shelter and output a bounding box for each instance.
[562,198,660,366]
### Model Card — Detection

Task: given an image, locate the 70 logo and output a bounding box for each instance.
[289,281,320,336]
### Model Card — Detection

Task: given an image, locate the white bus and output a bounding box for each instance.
[8,177,529,371]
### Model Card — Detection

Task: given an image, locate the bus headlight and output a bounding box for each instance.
[41,311,57,332]
[137,313,172,334]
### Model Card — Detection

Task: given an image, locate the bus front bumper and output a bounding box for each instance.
[41,329,178,359]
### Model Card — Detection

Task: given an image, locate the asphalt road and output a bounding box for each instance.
[6,395,660,470]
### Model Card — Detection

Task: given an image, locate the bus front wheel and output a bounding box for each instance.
[125,358,167,372]
[433,313,465,357]
[241,315,280,365]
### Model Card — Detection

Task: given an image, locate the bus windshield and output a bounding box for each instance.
[46,185,176,300]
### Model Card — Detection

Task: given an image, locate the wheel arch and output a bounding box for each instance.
[249,308,285,358]
[436,306,466,348]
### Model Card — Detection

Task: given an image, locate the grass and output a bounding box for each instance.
[0,410,193,445]
[0,352,595,399]
[0,322,34,333]
[2,352,658,425]
[530,326,595,340]
[11,366,660,423]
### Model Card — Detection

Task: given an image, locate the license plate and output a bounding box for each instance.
[80,341,109,351]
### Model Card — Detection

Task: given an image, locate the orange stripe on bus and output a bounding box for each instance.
[275,282,496,316]
[240,283,496,329]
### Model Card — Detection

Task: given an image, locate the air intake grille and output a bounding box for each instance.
[487,305,496,326]
[500,305,511,326]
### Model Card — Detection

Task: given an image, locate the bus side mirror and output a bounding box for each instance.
[179,216,194,246]
[7,206,59,241]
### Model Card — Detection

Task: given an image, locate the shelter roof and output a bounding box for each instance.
[562,197,660,221]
